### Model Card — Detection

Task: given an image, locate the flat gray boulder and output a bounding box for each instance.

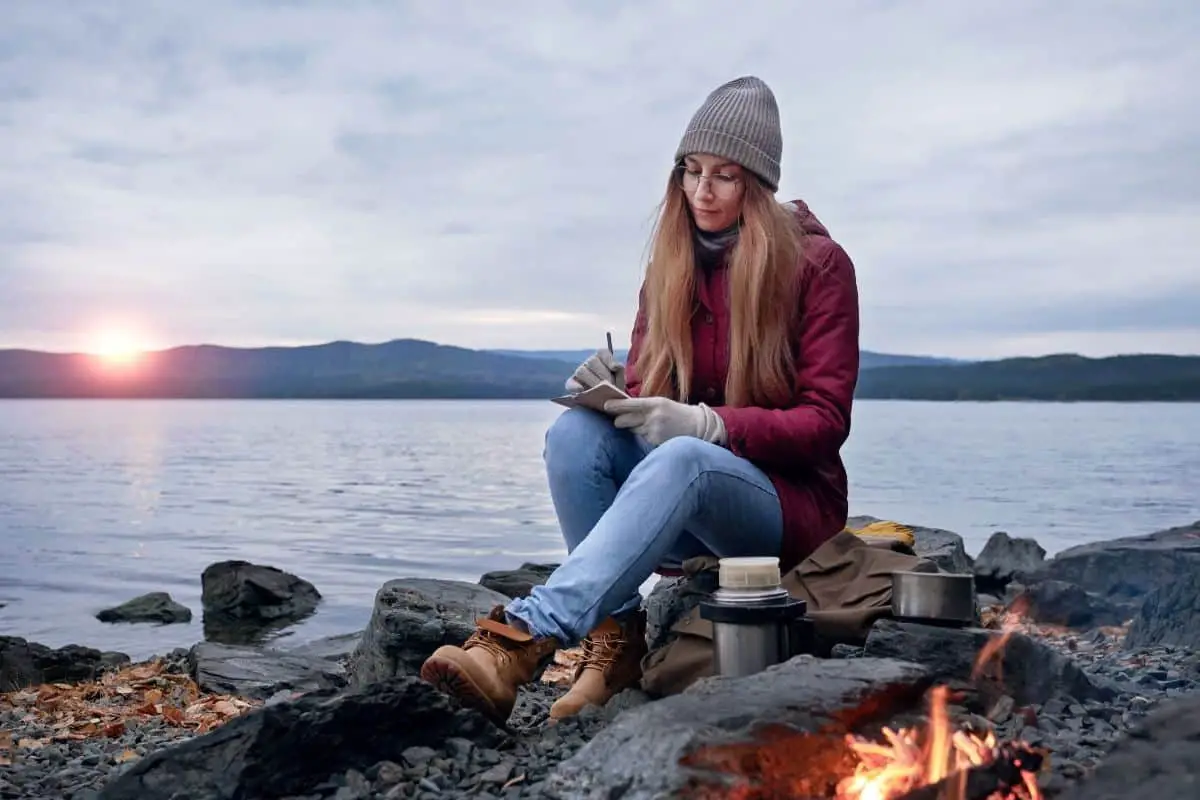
[285,632,362,662]
[543,656,930,799]
[188,642,347,701]
[862,619,1120,706]
[96,592,193,625]
[1045,519,1200,607]
[348,578,511,688]
[96,677,503,800]
[1124,568,1200,649]
[1010,579,1127,630]
[479,563,557,598]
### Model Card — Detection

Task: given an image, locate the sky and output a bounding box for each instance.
[1,1,1197,360]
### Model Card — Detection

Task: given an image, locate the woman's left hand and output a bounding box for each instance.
[604,397,726,447]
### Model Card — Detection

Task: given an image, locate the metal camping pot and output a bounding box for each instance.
[698,556,813,678]
[890,570,977,627]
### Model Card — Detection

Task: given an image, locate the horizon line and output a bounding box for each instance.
[0,336,1197,362]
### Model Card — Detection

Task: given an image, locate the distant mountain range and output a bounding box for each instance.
[856,353,1200,402]
[489,349,964,371]
[0,340,1196,401]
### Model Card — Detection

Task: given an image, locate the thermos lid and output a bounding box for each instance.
[717,556,781,590]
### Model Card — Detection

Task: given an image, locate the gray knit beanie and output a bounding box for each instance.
[674,76,782,191]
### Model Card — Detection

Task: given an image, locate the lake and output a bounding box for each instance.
[1,399,1197,660]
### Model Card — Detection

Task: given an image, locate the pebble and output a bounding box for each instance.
[1,625,1195,799]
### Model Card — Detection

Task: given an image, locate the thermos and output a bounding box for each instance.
[698,556,813,678]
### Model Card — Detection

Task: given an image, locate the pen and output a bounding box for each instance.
[606,331,614,356]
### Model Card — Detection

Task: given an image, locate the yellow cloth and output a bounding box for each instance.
[843,519,916,548]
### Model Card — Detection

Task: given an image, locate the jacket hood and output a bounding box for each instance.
[781,199,830,237]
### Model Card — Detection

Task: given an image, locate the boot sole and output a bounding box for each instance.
[419,656,506,725]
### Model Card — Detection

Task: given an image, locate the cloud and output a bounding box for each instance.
[1,0,1197,357]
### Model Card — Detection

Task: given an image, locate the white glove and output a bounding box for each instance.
[566,349,626,393]
[604,396,727,447]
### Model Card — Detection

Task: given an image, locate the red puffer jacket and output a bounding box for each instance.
[624,199,860,572]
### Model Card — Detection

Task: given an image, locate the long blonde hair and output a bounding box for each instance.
[635,170,806,408]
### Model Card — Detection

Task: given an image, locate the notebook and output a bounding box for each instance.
[550,381,630,415]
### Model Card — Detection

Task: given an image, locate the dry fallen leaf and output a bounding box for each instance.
[116,748,139,763]
[211,700,240,717]
[127,665,158,681]
[0,657,262,744]
[540,646,584,686]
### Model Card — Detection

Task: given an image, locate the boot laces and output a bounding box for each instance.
[579,631,622,671]
[463,628,516,663]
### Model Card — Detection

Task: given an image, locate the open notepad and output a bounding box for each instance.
[550,381,630,415]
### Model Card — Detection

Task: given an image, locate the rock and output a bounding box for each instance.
[1011,579,1128,630]
[543,656,931,799]
[1124,568,1200,649]
[1055,692,1200,800]
[285,632,363,662]
[642,570,720,653]
[96,677,505,800]
[188,642,348,701]
[96,592,193,625]
[862,619,1120,706]
[1045,519,1200,607]
[847,515,973,574]
[200,561,322,643]
[479,563,558,599]
[973,531,1046,593]
[347,578,511,688]
[0,636,130,691]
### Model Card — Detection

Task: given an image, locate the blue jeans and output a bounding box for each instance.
[505,407,783,645]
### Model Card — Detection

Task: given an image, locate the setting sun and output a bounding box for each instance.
[87,329,149,367]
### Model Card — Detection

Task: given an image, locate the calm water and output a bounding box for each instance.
[1,399,1197,660]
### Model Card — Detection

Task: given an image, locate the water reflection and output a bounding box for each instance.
[0,399,1197,661]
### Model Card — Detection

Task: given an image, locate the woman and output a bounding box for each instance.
[421,76,860,725]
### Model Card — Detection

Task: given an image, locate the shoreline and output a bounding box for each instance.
[3,519,1200,798]
[3,605,1196,799]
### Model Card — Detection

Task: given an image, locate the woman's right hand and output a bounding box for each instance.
[566,350,626,393]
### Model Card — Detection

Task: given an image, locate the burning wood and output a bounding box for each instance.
[837,601,1046,800]
[836,686,1043,800]
[0,657,257,764]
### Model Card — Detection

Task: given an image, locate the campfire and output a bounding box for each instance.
[835,685,1042,800]
[682,602,1049,800]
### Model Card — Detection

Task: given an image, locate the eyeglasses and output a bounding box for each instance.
[676,165,742,197]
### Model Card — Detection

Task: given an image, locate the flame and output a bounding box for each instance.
[837,602,1044,800]
[972,594,1031,684]
[835,686,1041,800]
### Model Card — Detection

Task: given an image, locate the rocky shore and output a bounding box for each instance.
[2,518,1199,799]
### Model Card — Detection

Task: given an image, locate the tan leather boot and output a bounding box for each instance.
[420,606,559,725]
[549,611,647,720]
